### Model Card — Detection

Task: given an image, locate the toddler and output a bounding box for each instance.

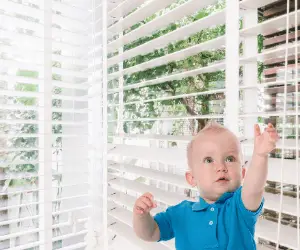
[133,121,278,250]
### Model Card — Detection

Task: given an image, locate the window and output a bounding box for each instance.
[105,0,300,249]
[0,0,92,249]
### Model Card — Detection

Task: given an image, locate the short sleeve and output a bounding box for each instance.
[234,186,264,229]
[153,207,174,241]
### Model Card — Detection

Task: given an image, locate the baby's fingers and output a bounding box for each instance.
[135,200,151,214]
[254,124,261,137]
[141,196,155,208]
[142,193,157,208]
[266,130,279,142]
[135,206,145,214]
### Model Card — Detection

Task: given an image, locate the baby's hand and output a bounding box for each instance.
[254,123,279,157]
[134,192,157,215]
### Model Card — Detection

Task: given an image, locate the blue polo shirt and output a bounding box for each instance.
[154,186,264,250]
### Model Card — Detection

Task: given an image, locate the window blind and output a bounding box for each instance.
[104,0,300,249]
[0,0,92,249]
[2,0,299,249]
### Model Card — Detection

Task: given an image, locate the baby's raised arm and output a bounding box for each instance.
[242,123,279,211]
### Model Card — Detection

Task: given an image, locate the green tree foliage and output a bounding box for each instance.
[109,1,227,133]
[108,1,264,135]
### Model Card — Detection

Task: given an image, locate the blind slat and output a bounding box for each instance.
[0,14,88,45]
[0,75,43,85]
[108,0,148,25]
[1,44,88,67]
[0,90,41,98]
[0,228,88,244]
[108,217,170,250]
[52,80,89,90]
[0,133,87,139]
[108,0,220,53]
[108,204,176,249]
[0,215,40,227]
[264,192,300,217]
[58,243,87,250]
[52,205,90,216]
[0,146,87,152]
[240,42,300,64]
[107,0,175,38]
[0,194,88,212]
[0,13,43,33]
[0,59,88,78]
[109,36,225,80]
[239,111,298,117]
[52,67,88,79]
[265,158,300,186]
[8,241,43,250]
[243,138,300,150]
[0,0,89,27]
[240,10,300,37]
[0,183,88,197]
[110,133,193,142]
[0,30,87,54]
[108,10,226,66]
[120,89,225,107]
[0,229,41,242]
[0,170,88,181]
[108,61,225,93]
[51,229,88,242]
[109,177,185,206]
[52,107,88,113]
[0,0,43,19]
[240,0,281,10]
[108,143,186,165]
[109,114,224,122]
[0,104,88,113]
[108,161,190,189]
[239,80,296,90]
[108,190,165,216]
[0,119,87,126]
[256,220,299,249]
[52,94,88,102]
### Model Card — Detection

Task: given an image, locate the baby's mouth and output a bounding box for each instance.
[216,177,229,183]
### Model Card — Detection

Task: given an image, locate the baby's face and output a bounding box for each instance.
[186,129,244,203]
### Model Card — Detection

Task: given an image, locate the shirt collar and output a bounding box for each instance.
[192,190,235,212]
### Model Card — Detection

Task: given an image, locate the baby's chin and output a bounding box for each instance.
[214,183,241,195]
[198,182,242,201]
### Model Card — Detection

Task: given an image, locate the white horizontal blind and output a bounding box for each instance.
[239,0,300,249]
[106,0,226,249]
[104,0,300,249]
[0,0,92,249]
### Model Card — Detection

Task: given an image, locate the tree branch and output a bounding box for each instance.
[181,97,198,116]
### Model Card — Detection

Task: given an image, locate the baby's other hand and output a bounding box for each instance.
[254,123,279,157]
[134,192,157,215]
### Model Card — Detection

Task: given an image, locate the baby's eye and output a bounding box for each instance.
[225,156,235,163]
[204,157,214,164]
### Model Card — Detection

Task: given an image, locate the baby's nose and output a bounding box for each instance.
[216,163,228,172]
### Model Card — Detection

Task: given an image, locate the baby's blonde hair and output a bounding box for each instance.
[199,120,225,133]
[187,121,230,169]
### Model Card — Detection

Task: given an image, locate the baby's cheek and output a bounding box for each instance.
[230,170,242,181]
[232,174,243,187]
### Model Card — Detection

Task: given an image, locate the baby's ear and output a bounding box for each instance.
[185,171,197,187]
[242,166,246,178]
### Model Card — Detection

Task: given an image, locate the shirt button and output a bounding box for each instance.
[210,207,214,212]
[209,221,214,226]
